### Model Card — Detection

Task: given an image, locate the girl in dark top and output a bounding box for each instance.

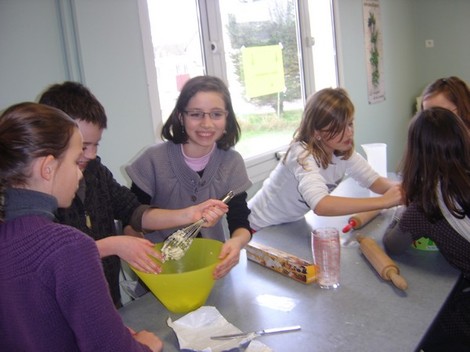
[383,107,470,351]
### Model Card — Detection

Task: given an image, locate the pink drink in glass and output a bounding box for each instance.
[312,227,340,289]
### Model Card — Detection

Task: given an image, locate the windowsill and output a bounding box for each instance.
[244,144,288,184]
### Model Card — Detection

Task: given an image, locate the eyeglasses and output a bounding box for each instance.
[184,110,228,121]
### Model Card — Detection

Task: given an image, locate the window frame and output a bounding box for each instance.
[137,0,339,184]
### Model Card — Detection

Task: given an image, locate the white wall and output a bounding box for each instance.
[0,0,156,185]
[0,0,67,103]
[72,0,157,184]
[335,0,417,173]
[412,0,470,94]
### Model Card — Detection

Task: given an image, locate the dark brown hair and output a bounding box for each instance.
[401,107,470,221]
[161,75,240,150]
[39,81,107,129]
[0,102,77,220]
[421,76,470,129]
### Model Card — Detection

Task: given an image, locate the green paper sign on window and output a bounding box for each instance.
[242,44,285,98]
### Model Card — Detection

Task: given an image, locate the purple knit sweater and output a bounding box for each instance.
[0,189,151,352]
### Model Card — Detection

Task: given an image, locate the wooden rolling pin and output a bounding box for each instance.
[356,234,408,290]
[342,209,381,233]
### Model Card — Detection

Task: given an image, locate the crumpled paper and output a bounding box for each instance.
[167,306,272,352]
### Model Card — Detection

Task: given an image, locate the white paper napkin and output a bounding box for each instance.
[167,306,272,352]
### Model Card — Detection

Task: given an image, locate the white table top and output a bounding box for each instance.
[119,177,460,351]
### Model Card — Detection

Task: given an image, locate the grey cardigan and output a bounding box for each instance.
[126,141,252,243]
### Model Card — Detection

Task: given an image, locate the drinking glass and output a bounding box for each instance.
[311,227,341,289]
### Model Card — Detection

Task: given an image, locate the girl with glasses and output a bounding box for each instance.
[126,75,252,279]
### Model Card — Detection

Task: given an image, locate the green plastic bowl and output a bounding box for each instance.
[131,238,222,313]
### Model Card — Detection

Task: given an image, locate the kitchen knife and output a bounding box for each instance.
[210,325,301,340]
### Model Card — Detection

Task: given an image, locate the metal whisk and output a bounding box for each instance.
[161,191,235,261]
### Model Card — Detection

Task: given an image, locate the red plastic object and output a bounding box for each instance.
[342,219,358,233]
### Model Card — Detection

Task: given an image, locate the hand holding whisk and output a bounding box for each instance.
[161,191,235,261]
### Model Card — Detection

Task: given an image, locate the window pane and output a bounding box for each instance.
[308,0,338,90]
[146,0,204,122]
[218,0,302,158]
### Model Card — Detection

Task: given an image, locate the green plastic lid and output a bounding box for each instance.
[412,237,438,251]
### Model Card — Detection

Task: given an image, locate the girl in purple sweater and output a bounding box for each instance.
[0,102,162,351]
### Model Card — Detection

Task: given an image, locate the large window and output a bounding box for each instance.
[142,0,338,180]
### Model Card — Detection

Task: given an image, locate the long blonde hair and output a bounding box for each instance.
[286,87,355,169]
